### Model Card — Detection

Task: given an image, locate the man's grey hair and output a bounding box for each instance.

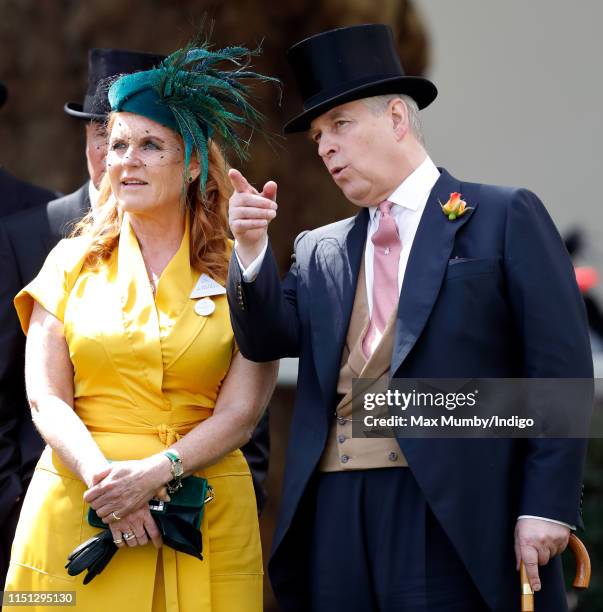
[363,94,424,144]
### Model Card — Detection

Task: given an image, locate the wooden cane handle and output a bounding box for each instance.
[520,560,534,611]
[568,533,591,589]
[520,533,590,611]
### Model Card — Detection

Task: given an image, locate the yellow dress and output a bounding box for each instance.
[5,215,262,611]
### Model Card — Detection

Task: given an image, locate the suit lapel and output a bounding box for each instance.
[390,169,477,375]
[43,184,90,254]
[310,209,369,404]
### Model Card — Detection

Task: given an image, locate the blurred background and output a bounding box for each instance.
[1,0,601,609]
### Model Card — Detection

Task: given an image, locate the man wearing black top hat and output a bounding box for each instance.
[227,24,591,611]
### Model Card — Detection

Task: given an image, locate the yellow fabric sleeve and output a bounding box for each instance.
[14,237,90,334]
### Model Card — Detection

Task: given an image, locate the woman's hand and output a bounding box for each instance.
[108,504,163,549]
[84,454,172,522]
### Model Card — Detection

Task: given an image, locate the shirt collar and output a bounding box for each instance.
[88,179,99,209]
[368,156,440,222]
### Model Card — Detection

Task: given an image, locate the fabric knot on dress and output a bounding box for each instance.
[157,423,182,447]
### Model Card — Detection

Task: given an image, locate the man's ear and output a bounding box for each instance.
[390,98,409,140]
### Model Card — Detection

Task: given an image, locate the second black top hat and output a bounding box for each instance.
[64,48,165,121]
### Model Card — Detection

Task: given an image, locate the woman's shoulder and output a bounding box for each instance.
[15,236,95,332]
[41,236,95,285]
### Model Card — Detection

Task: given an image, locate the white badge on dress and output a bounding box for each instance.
[190,273,226,299]
[195,297,216,317]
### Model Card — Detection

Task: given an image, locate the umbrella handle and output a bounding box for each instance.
[520,533,591,612]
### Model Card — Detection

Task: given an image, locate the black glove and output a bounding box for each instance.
[65,530,118,584]
[154,513,203,560]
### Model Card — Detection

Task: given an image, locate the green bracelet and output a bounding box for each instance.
[162,449,184,493]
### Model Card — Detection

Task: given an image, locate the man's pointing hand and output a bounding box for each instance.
[228,169,278,268]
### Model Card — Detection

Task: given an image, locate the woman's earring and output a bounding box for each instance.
[188,176,193,183]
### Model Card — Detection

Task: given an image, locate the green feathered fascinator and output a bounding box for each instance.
[108,38,278,192]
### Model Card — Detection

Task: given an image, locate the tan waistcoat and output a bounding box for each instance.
[318,257,408,471]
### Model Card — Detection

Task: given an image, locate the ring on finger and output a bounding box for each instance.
[111,511,121,521]
[122,532,135,541]
[113,538,124,544]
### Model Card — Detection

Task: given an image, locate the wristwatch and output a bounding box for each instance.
[162,449,184,493]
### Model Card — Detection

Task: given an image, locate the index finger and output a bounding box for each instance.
[144,513,163,549]
[229,169,258,195]
[520,545,541,592]
[83,484,105,504]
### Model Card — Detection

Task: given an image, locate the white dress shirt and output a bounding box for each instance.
[364,156,439,315]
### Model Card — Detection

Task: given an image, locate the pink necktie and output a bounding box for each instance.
[362,200,401,357]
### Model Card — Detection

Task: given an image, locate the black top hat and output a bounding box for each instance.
[64,48,165,121]
[284,24,437,134]
[0,80,7,109]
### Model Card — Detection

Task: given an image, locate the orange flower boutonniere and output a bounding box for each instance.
[440,192,472,221]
